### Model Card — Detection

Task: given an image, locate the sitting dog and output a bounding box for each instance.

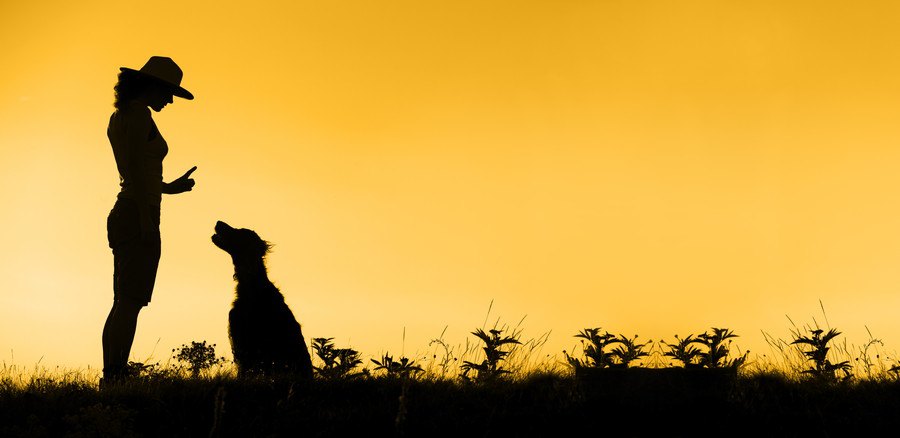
[212,221,313,378]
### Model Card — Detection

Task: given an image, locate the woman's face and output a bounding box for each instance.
[147,85,174,112]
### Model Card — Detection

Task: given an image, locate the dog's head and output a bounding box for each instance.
[212,221,271,259]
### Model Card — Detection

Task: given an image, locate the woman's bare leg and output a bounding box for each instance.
[102,298,143,379]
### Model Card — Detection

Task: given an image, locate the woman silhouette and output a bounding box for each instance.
[102,56,197,383]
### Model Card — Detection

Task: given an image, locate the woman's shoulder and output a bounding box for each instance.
[109,101,152,135]
[110,102,151,125]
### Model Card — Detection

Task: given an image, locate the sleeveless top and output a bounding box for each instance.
[108,101,168,219]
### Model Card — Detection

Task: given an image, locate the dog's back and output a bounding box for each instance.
[213,221,313,378]
[229,282,313,377]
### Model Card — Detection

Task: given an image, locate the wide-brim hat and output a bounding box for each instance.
[120,56,194,100]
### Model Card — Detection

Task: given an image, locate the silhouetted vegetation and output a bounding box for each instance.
[5,316,900,436]
[172,341,227,377]
[311,337,365,380]
[460,328,521,383]
[662,327,749,369]
[565,328,651,369]
[371,353,423,379]
[792,328,852,382]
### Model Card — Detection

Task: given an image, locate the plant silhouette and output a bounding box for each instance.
[460,328,521,382]
[792,328,852,381]
[311,338,365,379]
[566,328,649,369]
[371,353,423,378]
[172,341,227,377]
[662,334,704,368]
[662,327,747,369]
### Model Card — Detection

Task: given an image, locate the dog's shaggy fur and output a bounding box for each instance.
[212,221,313,378]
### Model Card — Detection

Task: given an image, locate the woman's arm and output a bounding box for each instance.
[162,166,197,194]
[122,106,156,240]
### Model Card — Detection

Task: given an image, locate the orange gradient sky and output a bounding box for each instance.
[4,1,900,370]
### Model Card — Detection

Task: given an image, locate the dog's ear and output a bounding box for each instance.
[260,240,273,256]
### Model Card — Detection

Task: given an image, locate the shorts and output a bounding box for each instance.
[107,198,161,306]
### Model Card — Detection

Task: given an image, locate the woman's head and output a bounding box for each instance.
[113,70,175,111]
[114,57,193,111]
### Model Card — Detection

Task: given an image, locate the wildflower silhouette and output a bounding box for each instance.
[663,328,747,369]
[311,338,365,379]
[792,328,851,381]
[662,334,704,368]
[609,334,650,368]
[172,341,227,377]
[371,353,423,378]
[460,328,521,382]
[565,328,623,369]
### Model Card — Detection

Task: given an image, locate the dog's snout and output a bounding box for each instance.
[215,221,232,233]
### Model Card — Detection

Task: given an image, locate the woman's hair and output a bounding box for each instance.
[113,70,168,109]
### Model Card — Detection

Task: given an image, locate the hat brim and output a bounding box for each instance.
[120,67,194,100]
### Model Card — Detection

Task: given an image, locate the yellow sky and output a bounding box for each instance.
[3,1,900,370]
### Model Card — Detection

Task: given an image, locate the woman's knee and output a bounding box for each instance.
[113,297,145,315]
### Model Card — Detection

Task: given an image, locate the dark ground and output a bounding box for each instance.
[2,371,900,437]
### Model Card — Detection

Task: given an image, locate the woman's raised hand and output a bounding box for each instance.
[167,166,197,194]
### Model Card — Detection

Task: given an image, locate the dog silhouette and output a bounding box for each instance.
[212,221,313,378]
